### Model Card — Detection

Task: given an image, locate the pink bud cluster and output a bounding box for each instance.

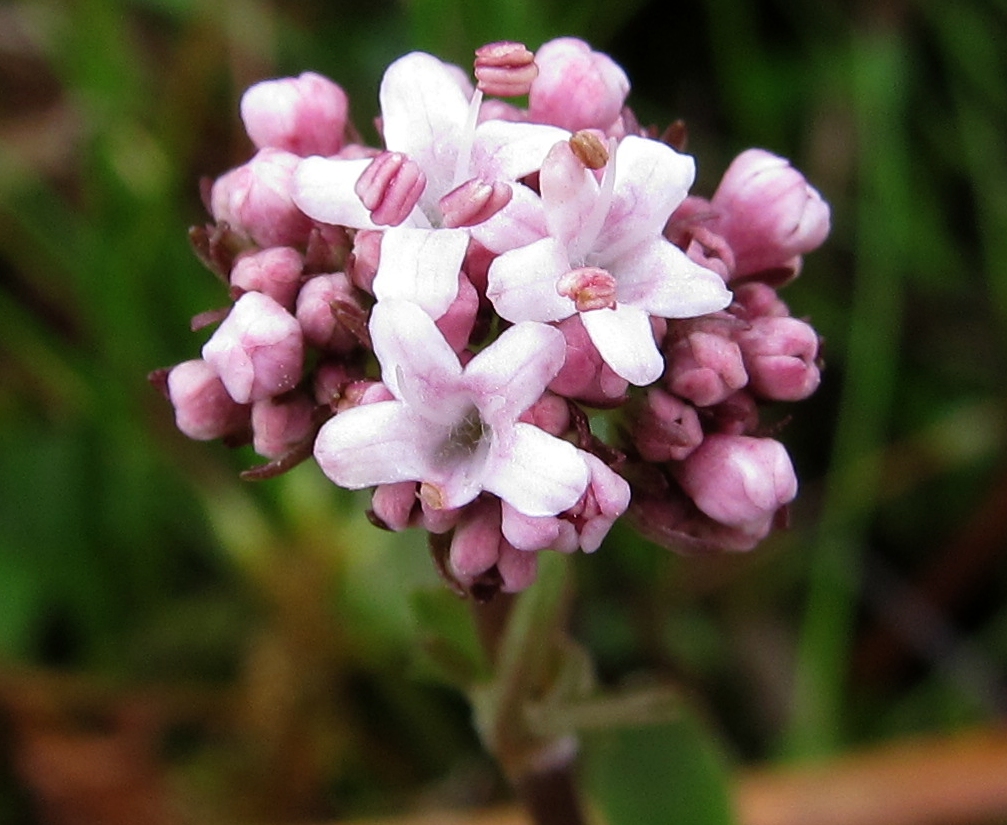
[153,38,829,597]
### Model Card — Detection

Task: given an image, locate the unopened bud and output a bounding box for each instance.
[251,392,316,459]
[210,148,314,248]
[736,315,821,401]
[240,72,349,157]
[166,359,250,441]
[201,291,304,404]
[632,388,704,462]
[529,38,630,132]
[229,246,304,310]
[676,434,797,528]
[665,322,748,407]
[710,148,831,278]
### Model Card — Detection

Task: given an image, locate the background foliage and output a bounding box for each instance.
[1,0,1006,821]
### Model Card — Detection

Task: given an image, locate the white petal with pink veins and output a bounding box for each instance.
[486,237,574,323]
[313,401,443,488]
[372,226,468,318]
[484,423,589,517]
[580,303,664,386]
[292,156,378,229]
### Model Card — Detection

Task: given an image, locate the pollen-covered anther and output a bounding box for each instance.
[439,178,513,228]
[568,130,609,169]
[557,266,618,312]
[474,41,539,97]
[419,482,447,511]
[354,151,426,226]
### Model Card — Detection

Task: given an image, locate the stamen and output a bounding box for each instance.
[474,41,538,97]
[452,88,483,189]
[355,151,426,226]
[440,178,513,228]
[557,266,618,312]
[569,130,609,169]
[571,135,617,260]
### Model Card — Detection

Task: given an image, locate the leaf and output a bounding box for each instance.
[581,711,737,825]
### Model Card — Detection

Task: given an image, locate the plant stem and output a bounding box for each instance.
[513,756,588,825]
[470,579,589,825]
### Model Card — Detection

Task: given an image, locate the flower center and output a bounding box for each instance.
[435,405,490,465]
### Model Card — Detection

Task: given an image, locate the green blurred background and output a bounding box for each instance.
[1,0,1006,821]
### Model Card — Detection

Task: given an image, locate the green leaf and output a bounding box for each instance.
[582,712,736,825]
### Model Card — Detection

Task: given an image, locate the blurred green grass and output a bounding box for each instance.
[1,0,1006,820]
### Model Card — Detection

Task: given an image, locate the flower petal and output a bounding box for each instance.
[594,136,696,258]
[470,182,548,254]
[484,423,589,516]
[471,120,570,182]
[486,236,574,322]
[379,52,472,202]
[292,156,378,229]
[539,140,601,250]
[612,238,732,318]
[465,321,566,423]
[580,303,664,386]
[313,401,440,488]
[369,299,466,423]
[373,226,469,319]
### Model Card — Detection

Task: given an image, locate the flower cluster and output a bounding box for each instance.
[152,38,829,598]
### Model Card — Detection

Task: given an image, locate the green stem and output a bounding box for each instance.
[469,554,588,825]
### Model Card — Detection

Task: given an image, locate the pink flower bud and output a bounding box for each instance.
[548,315,629,405]
[501,505,579,553]
[166,359,250,441]
[240,72,349,157]
[676,434,797,528]
[529,38,630,132]
[229,246,304,310]
[710,148,831,278]
[569,454,631,553]
[370,482,418,531]
[519,392,571,437]
[556,266,618,312]
[664,322,748,407]
[632,388,704,462]
[210,148,314,248]
[347,229,382,293]
[435,273,479,352]
[354,151,427,226]
[730,282,789,321]
[627,484,777,554]
[736,316,821,401]
[449,498,504,588]
[251,392,316,459]
[439,178,513,228]
[684,226,735,282]
[497,541,539,593]
[295,272,361,353]
[202,291,304,404]
[474,41,539,97]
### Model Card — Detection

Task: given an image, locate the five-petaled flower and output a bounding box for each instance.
[313,299,590,516]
